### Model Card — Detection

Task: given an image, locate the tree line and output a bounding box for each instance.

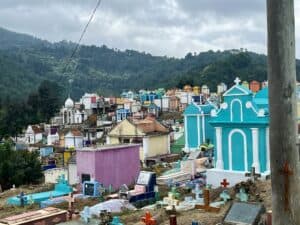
[0,80,63,139]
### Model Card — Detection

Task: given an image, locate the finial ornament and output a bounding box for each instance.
[234,77,241,85]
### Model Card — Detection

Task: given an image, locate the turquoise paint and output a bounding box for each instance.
[187,116,198,148]
[231,132,245,171]
[259,127,267,172]
[184,102,216,150]
[210,83,269,173]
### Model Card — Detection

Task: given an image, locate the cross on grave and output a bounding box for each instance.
[195,189,220,212]
[234,77,241,85]
[81,206,91,224]
[192,184,203,201]
[236,188,248,202]
[220,179,230,188]
[141,211,156,225]
[245,167,261,182]
[110,216,123,225]
[220,190,231,203]
[66,192,75,219]
[280,161,293,211]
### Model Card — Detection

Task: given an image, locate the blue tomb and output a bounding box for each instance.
[7,175,72,206]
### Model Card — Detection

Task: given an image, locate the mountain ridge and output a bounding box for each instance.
[0,27,299,100]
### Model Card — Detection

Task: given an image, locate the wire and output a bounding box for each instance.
[62,0,102,76]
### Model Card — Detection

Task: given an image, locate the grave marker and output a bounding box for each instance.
[245,167,261,182]
[81,206,91,224]
[220,179,230,188]
[220,190,231,203]
[224,202,264,225]
[236,188,248,202]
[192,184,203,201]
[195,189,220,212]
[110,216,123,225]
[141,211,156,225]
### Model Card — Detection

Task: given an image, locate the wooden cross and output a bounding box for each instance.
[141,211,156,225]
[195,189,220,212]
[245,167,261,182]
[280,162,293,211]
[220,179,230,188]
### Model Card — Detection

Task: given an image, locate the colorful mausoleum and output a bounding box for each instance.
[184,78,270,187]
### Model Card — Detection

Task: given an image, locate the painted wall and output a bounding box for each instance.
[146,134,169,158]
[44,168,68,184]
[76,145,140,189]
[68,163,78,185]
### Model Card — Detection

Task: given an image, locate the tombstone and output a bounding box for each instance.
[236,188,248,202]
[220,190,231,203]
[110,216,123,225]
[141,211,156,225]
[81,206,91,224]
[192,184,203,201]
[224,202,264,225]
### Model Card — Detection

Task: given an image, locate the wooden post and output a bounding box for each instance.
[267,0,300,224]
[169,215,177,225]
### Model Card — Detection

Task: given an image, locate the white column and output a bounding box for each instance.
[143,137,149,159]
[215,127,224,169]
[266,127,270,171]
[251,128,260,173]
[184,116,188,150]
[197,115,201,147]
[167,134,171,154]
[202,113,206,143]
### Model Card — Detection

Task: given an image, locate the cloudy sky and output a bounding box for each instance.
[0,0,300,58]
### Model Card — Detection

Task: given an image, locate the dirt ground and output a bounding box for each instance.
[0,179,272,225]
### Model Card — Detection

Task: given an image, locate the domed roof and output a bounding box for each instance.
[65,97,74,108]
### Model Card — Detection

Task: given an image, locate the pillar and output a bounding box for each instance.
[251,128,260,173]
[215,127,223,169]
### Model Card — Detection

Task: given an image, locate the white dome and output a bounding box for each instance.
[65,97,74,108]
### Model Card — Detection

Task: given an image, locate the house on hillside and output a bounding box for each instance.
[25,125,43,144]
[107,116,170,161]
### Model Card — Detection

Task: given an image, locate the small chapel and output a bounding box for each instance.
[206,78,270,187]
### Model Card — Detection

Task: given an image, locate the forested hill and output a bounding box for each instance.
[0,27,299,100]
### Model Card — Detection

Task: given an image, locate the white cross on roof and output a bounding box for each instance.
[234,77,241,85]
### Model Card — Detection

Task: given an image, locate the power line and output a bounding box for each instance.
[62,0,102,77]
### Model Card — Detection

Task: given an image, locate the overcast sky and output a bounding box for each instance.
[0,0,300,58]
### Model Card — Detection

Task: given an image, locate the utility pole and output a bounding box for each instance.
[267,0,300,224]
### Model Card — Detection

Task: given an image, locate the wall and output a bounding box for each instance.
[146,134,169,158]
[68,163,78,185]
[77,145,140,189]
[44,168,68,184]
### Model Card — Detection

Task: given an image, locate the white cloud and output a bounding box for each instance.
[0,0,299,57]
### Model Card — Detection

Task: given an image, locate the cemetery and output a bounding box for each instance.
[0,79,277,224]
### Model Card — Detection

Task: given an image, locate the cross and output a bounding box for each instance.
[236,188,248,202]
[220,179,230,188]
[234,77,241,85]
[220,190,231,203]
[141,211,156,225]
[280,162,293,211]
[245,167,261,182]
[192,184,203,201]
[110,216,123,225]
[195,189,220,212]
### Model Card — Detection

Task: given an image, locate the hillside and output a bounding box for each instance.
[0,27,299,100]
